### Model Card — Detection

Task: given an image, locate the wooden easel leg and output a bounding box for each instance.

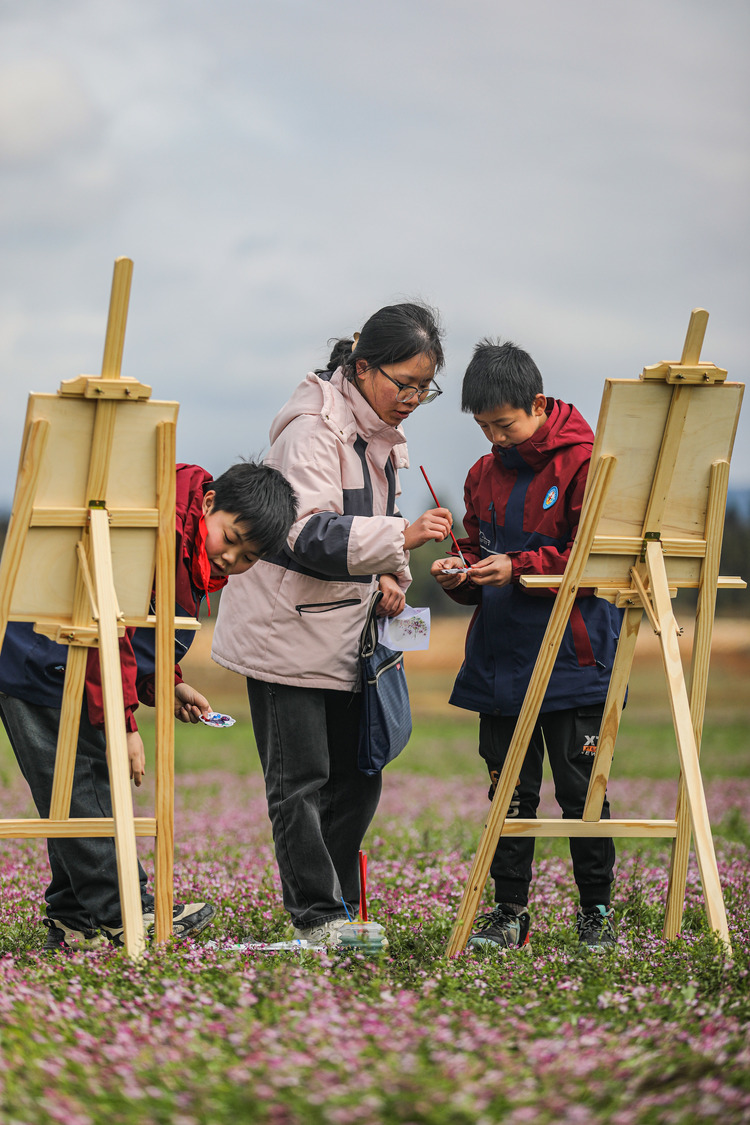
[50,528,100,819]
[645,540,730,951]
[101,258,133,379]
[664,460,730,940]
[89,509,146,959]
[154,422,176,944]
[446,455,617,956]
[49,647,87,819]
[0,419,50,652]
[583,606,642,821]
[446,709,541,956]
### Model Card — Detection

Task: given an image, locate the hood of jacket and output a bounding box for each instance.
[494,398,593,474]
[269,368,410,470]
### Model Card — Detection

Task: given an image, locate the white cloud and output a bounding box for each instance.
[0,57,101,163]
[0,0,747,516]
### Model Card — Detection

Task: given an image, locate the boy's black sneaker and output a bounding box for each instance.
[576,905,616,951]
[467,905,531,951]
[101,901,216,947]
[145,901,216,940]
[42,918,108,953]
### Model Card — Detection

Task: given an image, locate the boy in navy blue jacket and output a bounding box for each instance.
[432,340,621,951]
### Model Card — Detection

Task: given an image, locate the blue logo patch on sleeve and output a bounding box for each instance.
[542,486,559,510]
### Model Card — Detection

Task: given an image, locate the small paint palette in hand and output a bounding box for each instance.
[199,711,236,728]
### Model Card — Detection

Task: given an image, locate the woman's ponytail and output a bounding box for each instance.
[323,337,356,373]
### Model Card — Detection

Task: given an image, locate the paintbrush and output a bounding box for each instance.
[359,850,368,922]
[419,465,469,569]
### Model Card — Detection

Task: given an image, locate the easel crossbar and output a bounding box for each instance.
[30,508,160,528]
[0,818,157,838]
[589,536,707,557]
[500,819,678,838]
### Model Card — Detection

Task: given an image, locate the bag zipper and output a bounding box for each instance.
[366,651,404,684]
[295,598,361,616]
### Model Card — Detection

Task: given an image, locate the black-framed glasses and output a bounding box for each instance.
[376,367,443,404]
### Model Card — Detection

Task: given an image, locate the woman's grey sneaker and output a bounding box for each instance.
[42,918,108,953]
[102,902,216,947]
[467,905,531,950]
[293,917,349,947]
[576,905,616,950]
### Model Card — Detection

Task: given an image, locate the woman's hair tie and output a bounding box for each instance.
[351,332,360,353]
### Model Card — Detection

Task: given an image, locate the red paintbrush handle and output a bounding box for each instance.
[420,465,467,564]
[359,850,368,922]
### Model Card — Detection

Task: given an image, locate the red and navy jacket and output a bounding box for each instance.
[446,398,622,716]
[0,465,225,732]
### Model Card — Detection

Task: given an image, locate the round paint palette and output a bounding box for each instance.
[199,711,236,728]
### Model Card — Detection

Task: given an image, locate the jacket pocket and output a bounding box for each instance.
[295,598,361,616]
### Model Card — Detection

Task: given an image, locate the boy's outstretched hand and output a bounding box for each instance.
[403,507,454,550]
[174,681,212,724]
[127,730,146,787]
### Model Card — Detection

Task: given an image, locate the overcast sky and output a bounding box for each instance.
[1,0,748,521]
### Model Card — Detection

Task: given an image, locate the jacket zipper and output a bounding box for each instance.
[295,598,361,616]
[488,500,498,543]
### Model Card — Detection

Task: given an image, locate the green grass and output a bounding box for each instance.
[1,656,747,782]
[0,636,747,1122]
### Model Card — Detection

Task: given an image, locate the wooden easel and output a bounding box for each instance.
[0,258,193,958]
[447,309,745,957]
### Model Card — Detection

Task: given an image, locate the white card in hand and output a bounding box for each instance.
[377,606,431,651]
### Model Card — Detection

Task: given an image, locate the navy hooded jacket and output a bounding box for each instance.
[447,398,622,716]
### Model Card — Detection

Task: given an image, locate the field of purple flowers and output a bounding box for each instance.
[0,759,748,1124]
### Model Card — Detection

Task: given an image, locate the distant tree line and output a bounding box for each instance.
[0,495,748,616]
[712,501,750,615]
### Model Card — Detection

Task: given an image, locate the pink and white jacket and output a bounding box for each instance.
[211,369,412,691]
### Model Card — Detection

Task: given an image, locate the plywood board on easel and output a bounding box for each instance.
[585,380,743,543]
[8,394,179,623]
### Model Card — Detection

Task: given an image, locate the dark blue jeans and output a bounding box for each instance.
[247,679,382,930]
[479,704,615,909]
[0,692,152,930]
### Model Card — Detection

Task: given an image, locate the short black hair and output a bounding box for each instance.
[461,339,544,415]
[211,461,297,559]
[320,301,445,378]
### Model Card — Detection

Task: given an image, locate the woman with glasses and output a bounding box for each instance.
[212,302,453,945]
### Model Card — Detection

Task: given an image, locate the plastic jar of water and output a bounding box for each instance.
[338,921,388,955]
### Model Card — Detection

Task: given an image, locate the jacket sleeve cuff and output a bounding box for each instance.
[137,665,184,708]
[509,553,524,582]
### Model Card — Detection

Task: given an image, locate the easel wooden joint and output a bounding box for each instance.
[0,258,182,959]
[447,309,745,958]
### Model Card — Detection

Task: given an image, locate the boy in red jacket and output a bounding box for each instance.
[0,461,297,951]
[432,340,621,952]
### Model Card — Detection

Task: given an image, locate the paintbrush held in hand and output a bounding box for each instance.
[419,465,468,569]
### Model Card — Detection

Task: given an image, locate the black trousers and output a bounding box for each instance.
[246,679,382,930]
[0,692,152,929]
[479,704,615,908]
